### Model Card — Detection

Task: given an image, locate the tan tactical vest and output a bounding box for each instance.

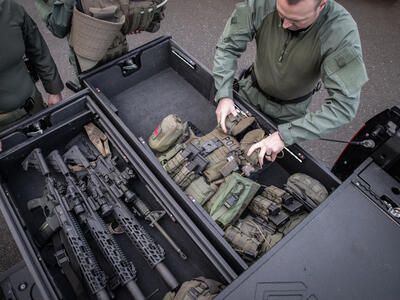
[70,0,166,71]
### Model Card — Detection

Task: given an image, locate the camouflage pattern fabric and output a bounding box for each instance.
[225,216,283,261]
[248,195,276,222]
[225,224,261,260]
[262,185,287,204]
[163,277,224,300]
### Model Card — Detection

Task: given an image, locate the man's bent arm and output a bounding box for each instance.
[278,43,368,146]
[213,2,254,102]
[22,5,64,95]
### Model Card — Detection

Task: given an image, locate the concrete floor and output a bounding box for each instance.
[1,0,399,273]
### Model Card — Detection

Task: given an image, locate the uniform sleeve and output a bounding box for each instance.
[278,34,368,146]
[22,9,64,95]
[35,0,74,38]
[212,1,255,102]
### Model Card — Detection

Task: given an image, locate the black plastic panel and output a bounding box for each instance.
[217,160,400,299]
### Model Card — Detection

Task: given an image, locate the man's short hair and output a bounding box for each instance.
[287,0,323,9]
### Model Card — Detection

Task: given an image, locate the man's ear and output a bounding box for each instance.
[318,0,328,11]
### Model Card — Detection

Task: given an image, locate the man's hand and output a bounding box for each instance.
[215,97,237,133]
[47,93,62,106]
[247,131,285,166]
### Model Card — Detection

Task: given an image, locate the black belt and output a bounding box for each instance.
[249,67,321,105]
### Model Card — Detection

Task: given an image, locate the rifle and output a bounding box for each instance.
[22,149,110,300]
[86,145,187,260]
[64,145,179,290]
[47,150,146,300]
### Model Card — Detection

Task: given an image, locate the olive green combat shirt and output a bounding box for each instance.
[213,0,368,145]
[0,0,63,112]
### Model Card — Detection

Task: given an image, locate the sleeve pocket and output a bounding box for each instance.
[323,46,368,97]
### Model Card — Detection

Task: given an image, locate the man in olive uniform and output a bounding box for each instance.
[0,0,63,131]
[214,0,368,165]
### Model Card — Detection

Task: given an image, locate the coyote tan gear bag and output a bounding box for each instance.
[163,277,224,300]
[149,114,190,153]
[69,4,126,71]
[286,173,328,205]
[207,173,260,228]
[120,0,167,34]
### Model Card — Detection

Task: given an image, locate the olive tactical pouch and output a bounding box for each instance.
[239,128,265,176]
[224,225,261,261]
[121,0,167,34]
[262,185,303,214]
[149,114,190,153]
[241,217,283,254]
[285,173,329,206]
[207,173,260,228]
[225,216,283,261]
[223,114,255,136]
[248,195,280,222]
[185,177,218,206]
[163,277,224,300]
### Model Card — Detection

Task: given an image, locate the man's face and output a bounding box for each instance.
[276,0,327,31]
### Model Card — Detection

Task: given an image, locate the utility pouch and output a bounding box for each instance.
[224,225,261,261]
[185,177,218,206]
[163,276,224,300]
[248,195,280,222]
[285,173,329,205]
[208,173,260,228]
[239,128,265,176]
[203,156,239,183]
[149,114,190,153]
[121,0,167,34]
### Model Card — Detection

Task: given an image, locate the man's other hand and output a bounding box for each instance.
[47,93,62,106]
[247,131,285,166]
[215,97,237,133]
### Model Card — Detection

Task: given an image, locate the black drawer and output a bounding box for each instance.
[0,93,235,300]
[82,36,341,274]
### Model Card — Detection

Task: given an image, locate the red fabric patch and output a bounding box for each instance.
[152,125,160,138]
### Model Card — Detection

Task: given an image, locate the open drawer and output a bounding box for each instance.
[0,93,236,300]
[82,36,342,273]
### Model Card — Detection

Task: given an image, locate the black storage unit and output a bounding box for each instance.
[217,157,400,299]
[4,36,397,300]
[82,36,341,273]
[0,93,236,300]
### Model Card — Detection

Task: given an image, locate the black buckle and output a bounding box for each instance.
[54,249,69,267]
[22,97,35,112]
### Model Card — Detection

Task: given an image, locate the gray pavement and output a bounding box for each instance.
[1,0,399,273]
